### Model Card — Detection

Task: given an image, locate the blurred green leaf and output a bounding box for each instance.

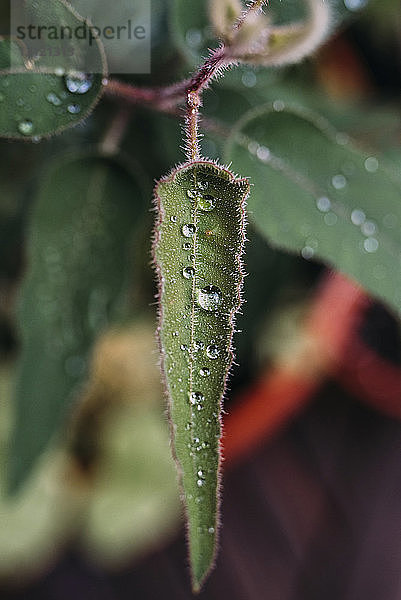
[10,151,144,493]
[0,0,107,140]
[83,402,179,566]
[169,0,215,66]
[225,104,401,315]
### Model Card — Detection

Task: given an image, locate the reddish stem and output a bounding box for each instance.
[223,272,369,464]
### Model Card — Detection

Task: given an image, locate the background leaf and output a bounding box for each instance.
[0,0,107,140]
[9,151,144,493]
[225,104,401,316]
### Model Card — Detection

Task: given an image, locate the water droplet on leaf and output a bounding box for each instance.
[351,209,366,226]
[190,391,205,404]
[18,119,34,135]
[301,246,314,260]
[206,344,220,359]
[197,285,222,311]
[67,103,81,114]
[332,174,347,189]
[200,367,210,377]
[64,72,94,94]
[361,220,376,236]
[182,224,196,238]
[316,196,331,212]
[242,70,257,88]
[364,156,379,172]
[46,92,62,106]
[364,237,379,253]
[256,145,270,161]
[182,266,195,279]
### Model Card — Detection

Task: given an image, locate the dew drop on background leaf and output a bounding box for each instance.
[64,73,94,95]
[18,119,34,136]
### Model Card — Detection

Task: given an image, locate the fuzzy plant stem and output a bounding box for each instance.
[234,0,269,29]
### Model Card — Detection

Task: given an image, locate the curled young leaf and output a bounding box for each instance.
[153,161,249,591]
[208,0,243,42]
[226,0,332,67]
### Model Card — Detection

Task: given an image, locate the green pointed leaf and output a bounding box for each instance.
[225,104,401,315]
[0,0,107,139]
[153,161,249,591]
[10,152,144,493]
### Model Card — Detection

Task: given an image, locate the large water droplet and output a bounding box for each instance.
[64,72,94,94]
[206,344,220,359]
[198,194,216,211]
[183,242,191,250]
[182,224,196,238]
[18,119,33,135]
[182,266,195,279]
[208,527,215,534]
[170,215,177,223]
[190,391,205,405]
[197,285,222,311]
